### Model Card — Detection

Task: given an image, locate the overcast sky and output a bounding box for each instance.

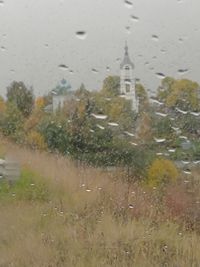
[0,0,199,97]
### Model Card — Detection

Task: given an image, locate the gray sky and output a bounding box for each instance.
[0,0,200,97]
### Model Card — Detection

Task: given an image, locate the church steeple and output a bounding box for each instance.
[120,43,138,113]
[125,41,128,55]
[120,42,134,69]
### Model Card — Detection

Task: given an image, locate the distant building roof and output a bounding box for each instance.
[52,79,72,96]
[120,43,134,69]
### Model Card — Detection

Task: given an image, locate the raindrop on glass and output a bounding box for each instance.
[124,0,133,8]
[76,31,87,40]
[177,68,189,75]
[130,15,139,22]
[156,72,166,79]
[92,68,98,74]
[152,35,159,41]
[1,46,6,51]
[58,64,68,70]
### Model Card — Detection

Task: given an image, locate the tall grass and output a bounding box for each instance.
[0,139,200,266]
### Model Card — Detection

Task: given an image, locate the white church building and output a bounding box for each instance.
[120,43,139,113]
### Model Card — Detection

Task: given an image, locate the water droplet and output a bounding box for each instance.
[96,124,105,130]
[175,107,188,115]
[155,112,168,117]
[124,131,135,137]
[106,66,110,72]
[76,31,87,40]
[156,72,166,79]
[92,68,98,73]
[130,142,138,146]
[183,169,191,175]
[150,98,164,106]
[161,49,167,53]
[108,122,119,127]
[124,0,133,8]
[125,26,131,34]
[178,68,189,75]
[152,35,159,41]
[190,111,200,116]
[58,64,68,70]
[154,137,166,143]
[1,46,6,51]
[86,189,92,192]
[130,15,139,22]
[0,0,4,6]
[92,113,107,120]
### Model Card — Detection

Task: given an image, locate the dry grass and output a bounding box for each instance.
[1,139,200,266]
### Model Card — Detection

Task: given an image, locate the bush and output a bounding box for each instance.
[26,131,47,150]
[147,158,179,187]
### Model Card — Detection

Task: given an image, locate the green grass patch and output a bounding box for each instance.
[0,168,50,202]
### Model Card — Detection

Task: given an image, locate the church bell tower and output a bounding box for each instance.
[120,43,138,113]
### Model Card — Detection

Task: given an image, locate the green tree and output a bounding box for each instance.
[0,102,24,140]
[157,76,176,101]
[75,83,90,99]
[135,83,149,111]
[101,76,120,97]
[7,81,34,117]
[167,79,200,110]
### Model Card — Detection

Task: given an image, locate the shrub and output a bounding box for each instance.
[26,131,47,150]
[147,158,179,187]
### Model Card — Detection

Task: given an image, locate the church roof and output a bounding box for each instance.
[52,79,72,96]
[120,44,134,69]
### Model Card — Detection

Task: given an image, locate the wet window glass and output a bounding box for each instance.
[0,0,200,266]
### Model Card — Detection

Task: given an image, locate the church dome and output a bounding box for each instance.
[52,79,72,96]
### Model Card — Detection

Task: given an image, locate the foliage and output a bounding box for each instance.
[0,102,24,139]
[26,130,47,150]
[38,114,71,154]
[0,168,50,202]
[7,81,34,117]
[136,112,153,142]
[135,83,149,111]
[157,76,176,100]
[159,79,200,111]
[0,96,6,113]
[35,96,45,109]
[101,76,120,97]
[147,158,179,187]
[75,83,90,99]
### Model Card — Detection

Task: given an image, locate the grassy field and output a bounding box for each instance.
[0,140,200,267]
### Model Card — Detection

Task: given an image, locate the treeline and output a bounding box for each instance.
[0,76,200,186]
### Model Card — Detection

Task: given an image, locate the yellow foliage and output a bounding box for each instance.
[26,131,47,150]
[166,79,199,110]
[35,97,45,109]
[147,159,178,187]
